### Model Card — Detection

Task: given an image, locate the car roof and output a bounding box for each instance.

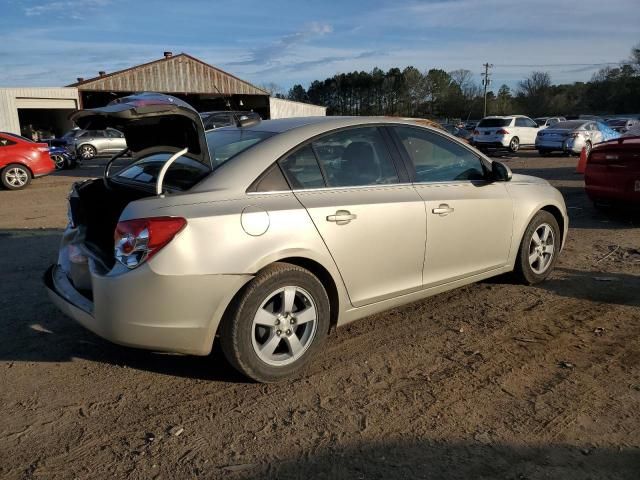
[214,116,440,134]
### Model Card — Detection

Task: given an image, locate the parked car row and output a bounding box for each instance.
[471,114,628,156]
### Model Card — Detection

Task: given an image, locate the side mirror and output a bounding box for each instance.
[491,161,512,182]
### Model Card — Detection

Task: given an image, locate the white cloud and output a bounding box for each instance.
[25,0,112,17]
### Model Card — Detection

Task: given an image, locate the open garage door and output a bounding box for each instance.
[16,96,78,139]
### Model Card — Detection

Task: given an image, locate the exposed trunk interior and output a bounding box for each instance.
[71,179,152,268]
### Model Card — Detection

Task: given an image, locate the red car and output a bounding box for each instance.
[0,132,56,190]
[585,136,640,206]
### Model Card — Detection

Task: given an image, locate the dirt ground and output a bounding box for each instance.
[1,151,639,479]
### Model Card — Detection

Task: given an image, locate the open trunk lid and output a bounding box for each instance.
[71,92,212,169]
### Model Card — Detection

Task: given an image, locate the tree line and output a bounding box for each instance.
[274,42,640,120]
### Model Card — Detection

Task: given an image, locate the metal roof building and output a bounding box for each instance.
[0,52,325,138]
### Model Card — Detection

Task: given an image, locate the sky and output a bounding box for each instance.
[1,0,639,93]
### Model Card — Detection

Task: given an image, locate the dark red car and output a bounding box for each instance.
[585,136,640,206]
[0,132,56,190]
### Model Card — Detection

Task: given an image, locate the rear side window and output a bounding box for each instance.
[394,126,486,182]
[0,136,16,147]
[516,118,536,127]
[279,144,325,189]
[312,127,398,187]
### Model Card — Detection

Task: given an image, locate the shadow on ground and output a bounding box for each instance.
[236,439,640,479]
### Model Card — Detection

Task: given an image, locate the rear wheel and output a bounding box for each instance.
[1,164,32,190]
[78,144,97,160]
[514,211,560,284]
[583,141,592,157]
[508,137,520,153]
[219,263,330,382]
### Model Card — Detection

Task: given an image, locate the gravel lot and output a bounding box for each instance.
[1,151,639,479]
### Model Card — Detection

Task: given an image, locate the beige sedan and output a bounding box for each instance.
[46,93,568,382]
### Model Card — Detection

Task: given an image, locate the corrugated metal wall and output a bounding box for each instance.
[0,88,79,134]
[269,97,326,119]
[75,55,266,95]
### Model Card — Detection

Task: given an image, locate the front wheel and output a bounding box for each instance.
[219,263,330,382]
[1,164,32,190]
[51,154,67,170]
[508,136,520,153]
[514,211,561,285]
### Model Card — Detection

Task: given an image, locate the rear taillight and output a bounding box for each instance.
[496,129,510,135]
[473,130,479,135]
[114,217,186,269]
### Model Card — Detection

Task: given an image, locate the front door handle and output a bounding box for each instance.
[432,204,454,216]
[326,210,357,225]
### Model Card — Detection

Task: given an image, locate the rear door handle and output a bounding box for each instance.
[432,204,454,216]
[326,210,357,225]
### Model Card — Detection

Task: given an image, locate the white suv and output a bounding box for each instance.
[472,115,539,152]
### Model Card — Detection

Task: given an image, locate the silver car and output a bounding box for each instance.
[46,93,568,382]
[71,128,127,160]
[535,120,603,156]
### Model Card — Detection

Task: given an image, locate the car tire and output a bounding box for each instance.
[78,144,97,160]
[1,163,32,190]
[51,154,67,170]
[508,137,520,153]
[583,141,592,157]
[219,262,330,383]
[514,211,560,285]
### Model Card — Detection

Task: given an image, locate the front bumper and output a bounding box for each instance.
[45,262,252,356]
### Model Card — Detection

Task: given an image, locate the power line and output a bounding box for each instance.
[493,61,633,68]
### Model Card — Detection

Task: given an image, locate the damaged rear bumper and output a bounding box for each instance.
[44,262,252,356]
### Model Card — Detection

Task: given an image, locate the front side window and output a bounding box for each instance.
[394,126,486,183]
[106,129,123,138]
[312,127,398,187]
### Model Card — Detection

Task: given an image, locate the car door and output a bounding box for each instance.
[106,128,127,152]
[279,126,426,307]
[390,126,514,286]
[515,117,537,144]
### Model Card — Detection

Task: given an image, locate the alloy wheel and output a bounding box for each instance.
[251,286,318,366]
[52,154,66,169]
[528,223,555,274]
[5,167,29,187]
[80,145,96,159]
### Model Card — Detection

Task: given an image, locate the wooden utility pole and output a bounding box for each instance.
[481,63,493,118]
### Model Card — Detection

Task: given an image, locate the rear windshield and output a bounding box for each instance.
[205,129,275,169]
[114,153,210,191]
[4,132,35,143]
[551,121,587,130]
[477,118,511,127]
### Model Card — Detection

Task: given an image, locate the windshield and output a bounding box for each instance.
[205,129,275,169]
[477,118,511,128]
